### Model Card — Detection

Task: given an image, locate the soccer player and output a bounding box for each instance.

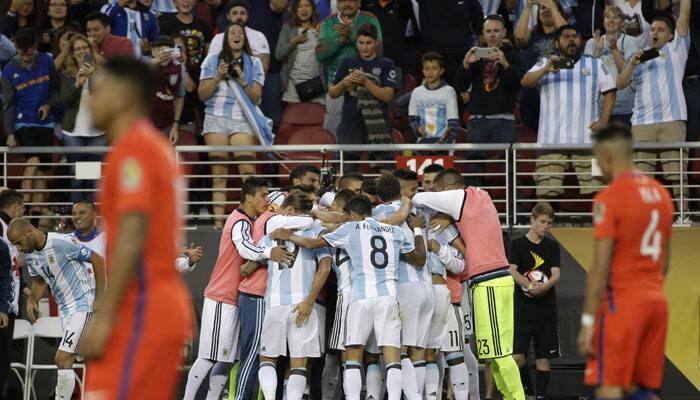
[270,195,426,400]
[412,169,525,400]
[578,123,673,399]
[268,165,322,209]
[79,58,191,399]
[8,218,105,400]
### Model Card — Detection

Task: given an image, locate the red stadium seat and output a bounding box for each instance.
[278,102,326,135]
[403,73,417,93]
[275,127,336,177]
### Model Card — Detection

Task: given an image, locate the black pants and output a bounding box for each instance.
[0,315,15,400]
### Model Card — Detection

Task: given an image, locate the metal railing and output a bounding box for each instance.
[4,142,699,228]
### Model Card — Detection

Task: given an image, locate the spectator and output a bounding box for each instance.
[102,0,160,58]
[361,0,414,84]
[0,34,16,65]
[417,0,484,86]
[617,0,691,223]
[316,0,382,134]
[314,0,333,19]
[408,52,459,144]
[52,33,106,203]
[458,15,523,186]
[328,23,397,171]
[38,0,75,53]
[571,0,605,40]
[171,33,199,131]
[616,0,650,46]
[51,26,80,70]
[584,6,640,127]
[198,22,271,228]
[521,25,615,200]
[318,171,364,209]
[152,0,177,15]
[160,0,212,71]
[149,35,186,143]
[509,202,561,400]
[85,12,135,59]
[1,0,36,38]
[0,222,12,399]
[1,28,59,216]
[276,0,325,104]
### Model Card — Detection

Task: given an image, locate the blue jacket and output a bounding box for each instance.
[0,239,13,315]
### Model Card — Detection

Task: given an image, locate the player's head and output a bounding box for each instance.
[530,202,554,237]
[280,189,314,215]
[360,178,380,205]
[72,200,97,233]
[330,188,356,212]
[90,57,157,136]
[7,218,38,253]
[394,169,419,199]
[338,172,364,193]
[422,163,445,192]
[375,174,402,203]
[592,122,634,184]
[0,189,24,218]
[435,168,465,191]
[345,195,373,221]
[290,165,321,195]
[240,177,270,215]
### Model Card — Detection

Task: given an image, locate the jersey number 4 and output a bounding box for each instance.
[640,209,662,263]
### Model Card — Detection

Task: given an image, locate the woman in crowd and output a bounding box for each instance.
[198,22,271,228]
[276,0,324,104]
[1,0,36,38]
[52,25,78,69]
[584,5,640,126]
[39,0,76,53]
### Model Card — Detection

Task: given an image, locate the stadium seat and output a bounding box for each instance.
[403,73,417,93]
[275,127,336,177]
[278,102,326,135]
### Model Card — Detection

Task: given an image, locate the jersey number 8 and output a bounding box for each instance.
[370,236,388,269]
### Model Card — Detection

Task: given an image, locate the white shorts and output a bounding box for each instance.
[59,312,92,354]
[314,302,326,354]
[443,304,465,352]
[197,297,240,362]
[461,281,474,338]
[345,296,401,349]
[328,292,349,351]
[398,281,435,348]
[427,284,451,349]
[202,114,254,137]
[260,304,321,358]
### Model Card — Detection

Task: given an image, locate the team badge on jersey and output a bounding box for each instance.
[120,157,143,192]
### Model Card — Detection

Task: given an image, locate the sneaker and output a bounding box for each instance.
[675,215,692,226]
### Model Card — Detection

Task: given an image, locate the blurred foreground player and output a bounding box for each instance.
[80,58,193,399]
[578,123,673,399]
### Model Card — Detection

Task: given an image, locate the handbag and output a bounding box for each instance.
[294,76,325,101]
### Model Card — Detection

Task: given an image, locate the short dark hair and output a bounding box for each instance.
[422,51,444,68]
[423,163,445,175]
[332,188,356,210]
[356,23,378,40]
[290,164,320,183]
[592,121,633,143]
[532,202,555,219]
[556,24,578,39]
[152,35,175,48]
[0,189,23,210]
[73,200,96,210]
[227,0,250,14]
[394,169,418,182]
[375,174,401,202]
[241,177,269,203]
[281,189,314,214]
[339,172,364,189]
[345,195,373,217]
[651,16,675,32]
[103,57,157,110]
[361,178,377,196]
[484,14,506,28]
[85,12,110,27]
[15,28,37,50]
[435,168,465,187]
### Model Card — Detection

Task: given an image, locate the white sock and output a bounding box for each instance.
[365,363,382,400]
[286,368,307,400]
[385,363,402,400]
[425,362,440,400]
[437,352,446,400]
[55,369,75,400]
[401,356,419,400]
[446,353,469,400]
[183,358,214,400]
[205,362,232,400]
[463,347,480,400]
[414,360,426,398]
[258,362,278,400]
[321,353,340,400]
[343,362,362,400]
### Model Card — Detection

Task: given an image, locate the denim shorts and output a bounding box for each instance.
[202,114,254,137]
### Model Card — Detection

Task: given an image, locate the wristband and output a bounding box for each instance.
[581,313,595,327]
[413,228,423,237]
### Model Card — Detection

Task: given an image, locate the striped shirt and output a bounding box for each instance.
[480,0,501,17]
[372,201,429,284]
[530,55,616,144]
[260,224,331,308]
[630,32,690,126]
[151,0,176,14]
[200,53,265,119]
[71,230,106,296]
[102,1,159,58]
[323,218,414,302]
[331,246,351,295]
[25,233,94,317]
[426,225,463,278]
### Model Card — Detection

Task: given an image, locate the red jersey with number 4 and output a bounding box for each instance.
[593,170,674,294]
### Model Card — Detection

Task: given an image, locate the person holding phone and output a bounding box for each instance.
[149,35,186,144]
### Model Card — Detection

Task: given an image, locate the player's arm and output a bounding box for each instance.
[269,229,329,250]
[380,197,412,226]
[412,191,464,221]
[402,214,427,267]
[438,244,465,274]
[508,263,530,290]
[233,220,293,265]
[311,210,347,224]
[26,277,47,323]
[578,238,614,355]
[89,252,106,311]
[293,255,331,327]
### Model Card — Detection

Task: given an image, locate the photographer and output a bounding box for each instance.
[198,21,272,228]
[149,35,186,144]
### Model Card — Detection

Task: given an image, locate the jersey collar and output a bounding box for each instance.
[74,229,100,242]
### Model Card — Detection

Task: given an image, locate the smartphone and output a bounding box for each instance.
[170,46,181,58]
[638,48,659,63]
[83,53,92,65]
[474,47,494,59]
[552,57,575,69]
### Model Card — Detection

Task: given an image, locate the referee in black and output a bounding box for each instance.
[508,202,561,400]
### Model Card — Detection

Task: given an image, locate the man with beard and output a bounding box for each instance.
[522,24,616,203]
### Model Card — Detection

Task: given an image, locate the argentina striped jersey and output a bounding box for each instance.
[200,53,265,119]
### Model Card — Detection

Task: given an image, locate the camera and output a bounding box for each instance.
[227,58,243,80]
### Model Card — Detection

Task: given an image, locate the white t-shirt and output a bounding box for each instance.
[208,26,270,57]
[614,0,651,48]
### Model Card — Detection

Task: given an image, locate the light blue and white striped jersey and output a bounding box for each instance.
[332,247,351,295]
[71,230,106,295]
[323,218,414,302]
[426,225,459,278]
[151,0,176,14]
[25,233,94,317]
[630,32,690,126]
[480,0,501,18]
[372,201,429,284]
[102,1,159,59]
[260,224,331,309]
[200,53,265,119]
[531,55,616,144]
